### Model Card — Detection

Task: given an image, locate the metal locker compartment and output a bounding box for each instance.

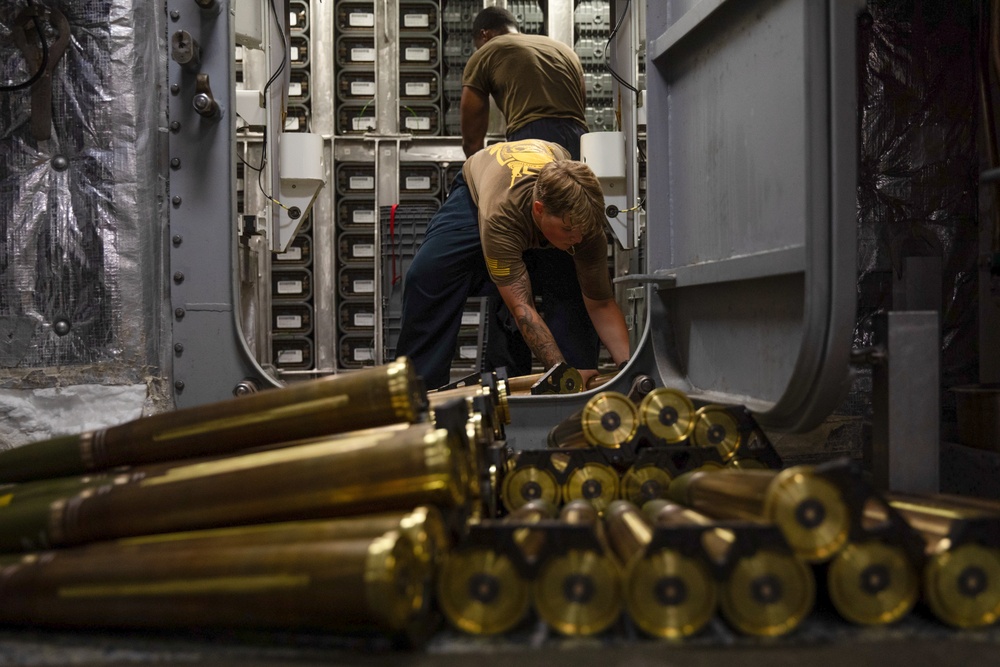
[507,0,861,444]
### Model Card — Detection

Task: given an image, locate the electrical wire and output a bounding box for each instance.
[619,198,645,213]
[253,0,289,207]
[0,5,49,93]
[604,0,639,95]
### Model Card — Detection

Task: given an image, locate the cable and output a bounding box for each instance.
[620,198,645,214]
[250,0,289,206]
[604,0,639,95]
[0,8,49,93]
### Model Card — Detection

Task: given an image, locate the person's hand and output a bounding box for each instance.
[578,368,600,387]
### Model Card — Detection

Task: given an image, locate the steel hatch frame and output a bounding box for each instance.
[638,0,862,432]
[507,0,861,444]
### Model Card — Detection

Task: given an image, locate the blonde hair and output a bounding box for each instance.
[532,160,605,237]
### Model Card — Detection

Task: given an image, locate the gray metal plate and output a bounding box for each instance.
[637,0,860,431]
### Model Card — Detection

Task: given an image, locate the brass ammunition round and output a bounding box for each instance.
[501,464,561,514]
[581,392,639,448]
[365,530,429,631]
[437,547,531,634]
[584,370,617,390]
[507,368,584,395]
[530,499,622,636]
[110,507,448,570]
[0,359,426,484]
[641,499,732,564]
[606,500,715,637]
[827,540,918,626]
[763,468,849,562]
[888,495,993,543]
[509,497,559,522]
[642,498,713,527]
[924,542,1000,628]
[692,406,742,462]
[506,373,542,394]
[562,463,620,514]
[719,548,815,637]
[494,379,511,424]
[0,530,425,632]
[429,384,506,440]
[561,499,601,526]
[604,500,653,568]
[670,467,850,563]
[55,424,468,547]
[533,548,622,636]
[639,388,695,443]
[726,457,769,469]
[624,547,718,639]
[622,466,673,507]
[555,367,585,394]
[0,493,64,553]
[547,392,638,449]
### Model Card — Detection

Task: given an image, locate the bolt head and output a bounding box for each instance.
[172,235,183,246]
[170,83,180,94]
[174,343,184,354]
[52,319,71,336]
[174,380,185,391]
[174,308,185,319]
[51,155,69,171]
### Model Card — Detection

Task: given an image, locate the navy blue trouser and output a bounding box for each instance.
[395,170,600,389]
[395,173,490,389]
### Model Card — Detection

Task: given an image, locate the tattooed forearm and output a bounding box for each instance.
[515,306,563,368]
[502,274,564,368]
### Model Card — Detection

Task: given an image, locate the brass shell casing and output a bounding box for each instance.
[436,548,529,635]
[547,392,639,449]
[643,491,812,637]
[25,423,467,549]
[719,548,815,637]
[533,548,622,637]
[668,467,849,563]
[501,464,561,514]
[507,367,583,395]
[109,506,449,573]
[882,493,1000,628]
[638,388,696,444]
[435,499,553,635]
[0,530,424,633]
[604,500,654,568]
[923,542,1000,629]
[532,500,623,636]
[692,406,742,462]
[0,359,425,484]
[604,500,717,638]
[429,381,510,439]
[641,500,731,564]
[827,540,918,626]
[562,462,620,514]
[622,466,673,507]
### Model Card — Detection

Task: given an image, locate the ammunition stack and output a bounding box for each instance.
[2,365,999,642]
[0,359,497,640]
[498,381,783,517]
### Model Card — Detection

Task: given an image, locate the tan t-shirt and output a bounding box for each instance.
[463,140,613,301]
[462,34,588,135]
